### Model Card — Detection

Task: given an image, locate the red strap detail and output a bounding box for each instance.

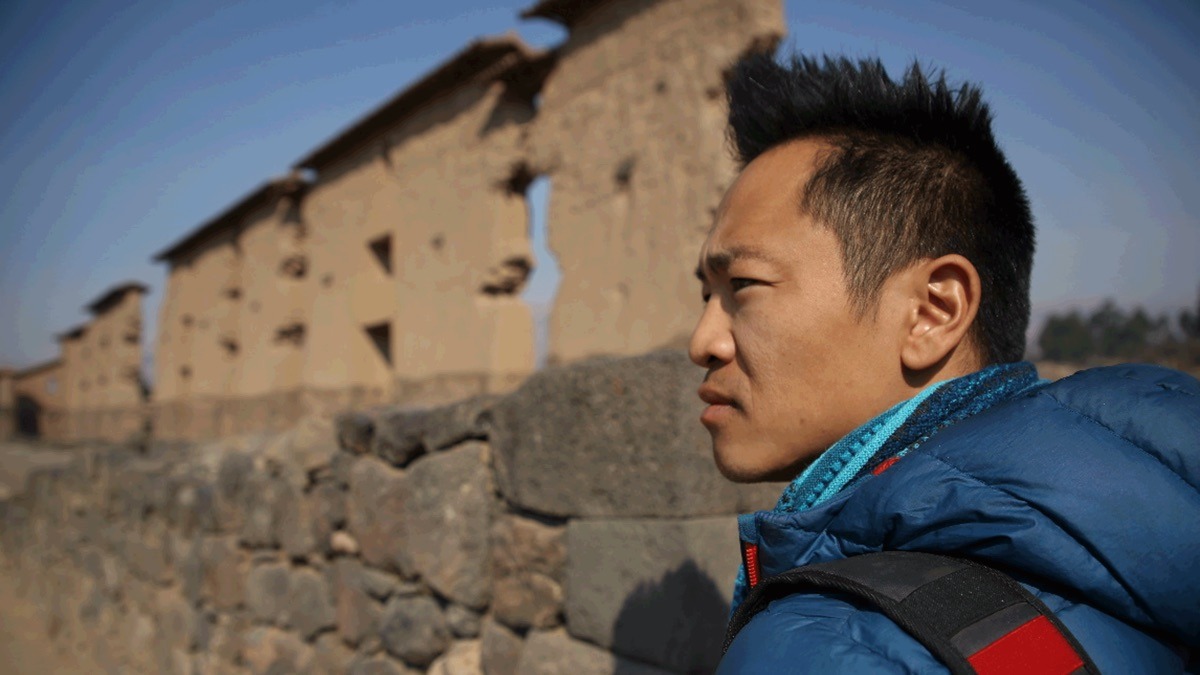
[968,615,1084,675]
[872,455,902,475]
[741,541,762,588]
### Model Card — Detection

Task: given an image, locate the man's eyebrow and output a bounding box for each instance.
[695,246,781,281]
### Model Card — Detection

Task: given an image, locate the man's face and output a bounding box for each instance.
[690,139,916,482]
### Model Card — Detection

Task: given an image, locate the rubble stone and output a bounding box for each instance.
[336,412,376,456]
[406,442,492,608]
[201,536,246,610]
[429,639,483,675]
[371,408,429,467]
[246,562,291,625]
[313,633,356,674]
[480,618,523,675]
[289,567,337,640]
[446,604,482,638]
[347,457,413,576]
[241,626,314,675]
[514,630,672,675]
[492,573,562,630]
[330,530,359,555]
[349,654,413,675]
[378,595,451,667]
[332,559,381,647]
[565,517,739,672]
[491,351,782,518]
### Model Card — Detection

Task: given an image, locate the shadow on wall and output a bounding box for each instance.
[613,559,730,674]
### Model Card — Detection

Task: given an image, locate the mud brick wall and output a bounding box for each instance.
[0,350,782,674]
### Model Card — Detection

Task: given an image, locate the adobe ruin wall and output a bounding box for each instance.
[1,350,785,674]
[3,284,148,445]
[140,0,785,443]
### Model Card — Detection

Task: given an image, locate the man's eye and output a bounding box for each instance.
[730,278,758,292]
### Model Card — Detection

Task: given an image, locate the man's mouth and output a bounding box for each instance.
[698,386,735,406]
[698,385,738,426]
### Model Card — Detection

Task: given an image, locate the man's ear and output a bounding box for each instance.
[901,254,981,372]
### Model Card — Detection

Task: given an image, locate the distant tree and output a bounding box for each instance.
[1181,285,1200,341]
[1087,300,1127,358]
[1039,293,1200,367]
[1038,310,1093,362]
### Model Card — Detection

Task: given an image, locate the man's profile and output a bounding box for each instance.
[694,53,1199,672]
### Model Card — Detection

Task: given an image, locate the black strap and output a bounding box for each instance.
[723,551,1100,675]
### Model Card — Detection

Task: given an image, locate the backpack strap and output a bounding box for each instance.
[723,551,1100,675]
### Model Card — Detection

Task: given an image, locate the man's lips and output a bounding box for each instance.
[698,385,738,426]
[698,386,736,407]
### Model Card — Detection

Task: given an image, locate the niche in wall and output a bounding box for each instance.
[368,234,393,275]
[364,321,392,367]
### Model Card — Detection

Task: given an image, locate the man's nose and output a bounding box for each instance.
[689,299,734,368]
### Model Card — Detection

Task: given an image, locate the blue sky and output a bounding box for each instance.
[1,0,1197,370]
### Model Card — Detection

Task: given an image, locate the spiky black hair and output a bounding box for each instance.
[726,53,1034,364]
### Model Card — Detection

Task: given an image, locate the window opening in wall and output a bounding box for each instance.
[364,321,392,367]
[180,366,191,379]
[45,378,57,395]
[280,254,308,279]
[368,234,393,275]
[521,175,560,369]
[614,157,636,190]
[275,322,306,347]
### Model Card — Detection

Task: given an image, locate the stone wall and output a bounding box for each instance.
[1,350,782,674]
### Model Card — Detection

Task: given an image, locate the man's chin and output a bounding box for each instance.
[711,441,816,484]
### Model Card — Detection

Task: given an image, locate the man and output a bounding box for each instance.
[692,53,1199,672]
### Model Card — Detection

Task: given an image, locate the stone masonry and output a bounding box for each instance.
[0,349,785,674]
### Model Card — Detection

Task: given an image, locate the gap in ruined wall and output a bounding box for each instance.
[364,321,392,367]
[520,175,560,370]
[368,234,393,275]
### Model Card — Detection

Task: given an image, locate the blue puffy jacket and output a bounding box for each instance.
[719,365,1200,673]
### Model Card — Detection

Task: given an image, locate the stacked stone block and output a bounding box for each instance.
[0,350,782,673]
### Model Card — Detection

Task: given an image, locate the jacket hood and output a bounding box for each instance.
[744,364,1200,648]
